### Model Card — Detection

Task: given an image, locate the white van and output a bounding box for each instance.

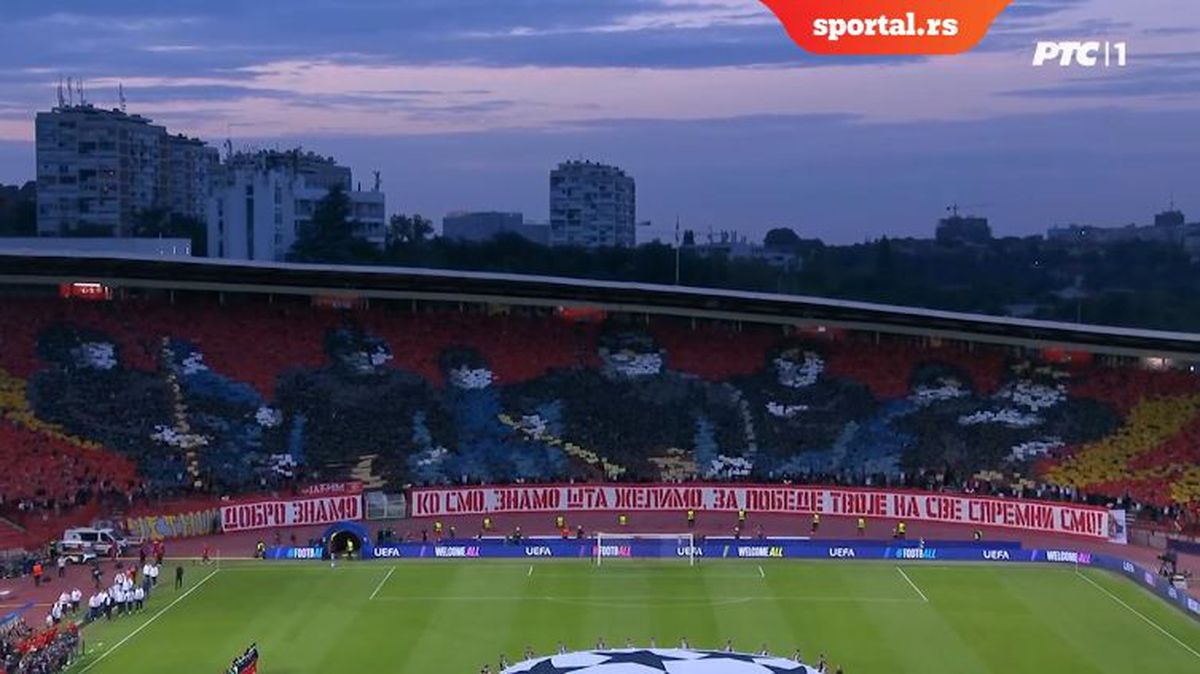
[56,527,136,563]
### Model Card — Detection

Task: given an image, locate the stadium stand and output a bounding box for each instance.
[1,290,1199,532]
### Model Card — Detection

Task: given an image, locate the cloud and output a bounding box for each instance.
[0,1,954,74]
[23,11,206,32]
[995,0,1091,24]
[0,0,1150,85]
[1005,63,1200,99]
[465,0,775,37]
[0,1,1193,142]
[141,45,205,54]
[36,50,1035,140]
[1142,26,1200,36]
[0,0,1197,239]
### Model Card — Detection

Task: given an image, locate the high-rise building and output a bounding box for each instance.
[35,104,217,236]
[442,211,548,245]
[549,160,636,248]
[936,209,992,246]
[0,181,36,234]
[207,149,385,261]
[1154,207,1186,229]
[1047,207,1197,254]
[164,135,220,225]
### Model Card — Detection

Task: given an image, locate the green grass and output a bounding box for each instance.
[66,560,1200,673]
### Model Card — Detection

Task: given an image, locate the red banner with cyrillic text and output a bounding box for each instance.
[409,484,1113,540]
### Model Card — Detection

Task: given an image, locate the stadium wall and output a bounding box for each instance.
[408,483,1125,543]
[220,494,364,533]
[124,508,221,541]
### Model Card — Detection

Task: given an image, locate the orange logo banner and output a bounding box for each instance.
[759,0,1014,55]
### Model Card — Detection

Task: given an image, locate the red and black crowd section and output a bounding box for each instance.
[1,292,1199,547]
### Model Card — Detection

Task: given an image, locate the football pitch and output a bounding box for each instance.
[66,560,1200,673]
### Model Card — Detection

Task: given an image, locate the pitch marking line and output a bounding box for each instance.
[897,567,930,603]
[369,594,920,604]
[546,596,755,609]
[78,568,221,673]
[758,565,765,579]
[1077,570,1200,660]
[369,566,396,601]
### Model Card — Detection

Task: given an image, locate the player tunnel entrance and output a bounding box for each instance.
[329,530,362,555]
[322,520,372,558]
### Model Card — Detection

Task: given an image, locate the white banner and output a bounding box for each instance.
[409,484,1115,540]
[220,494,363,533]
[1108,509,1128,545]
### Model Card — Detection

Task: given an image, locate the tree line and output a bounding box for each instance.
[288,188,1200,333]
[5,182,1197,333]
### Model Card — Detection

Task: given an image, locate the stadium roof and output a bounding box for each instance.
[1,250,1198,359]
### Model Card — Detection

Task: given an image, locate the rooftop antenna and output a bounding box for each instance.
[78,78,86,105]
[373,170,381,193]
[56,77,65,108]
[66,77,74,106]
[118,82,127,113]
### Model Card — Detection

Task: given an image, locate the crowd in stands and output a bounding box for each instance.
[0,555,166,673]
[1,293,1199,524]
[0,615,29,672]
[0,363,140,529]
[1,618,80,674]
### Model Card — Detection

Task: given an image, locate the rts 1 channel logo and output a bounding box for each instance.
[1033,41,1128,68]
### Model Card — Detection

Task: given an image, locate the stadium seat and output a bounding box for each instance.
[0,294,1199,519]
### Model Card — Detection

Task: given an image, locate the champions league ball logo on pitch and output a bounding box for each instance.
[499,649,816,674]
